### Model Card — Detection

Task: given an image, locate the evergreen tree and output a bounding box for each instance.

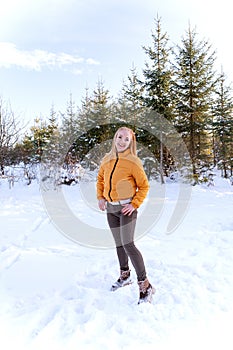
[117,66,159,179]
[26,118,50,163]
[43,105,61,163]
[142,16,173,118]
[47,104,59,135]
[21,133,35,164]
[69,87,94,164]
[120,65,145,128]
[59,94,80,170]
[40,106,66,187]
[71,81,114,168]
[21,114,58,165]
[141,16,174,182]
[173,25,217,176]
[89,79,112,133]
[212,71,233,177]
[77,87,93,132]
[61,93,79,144]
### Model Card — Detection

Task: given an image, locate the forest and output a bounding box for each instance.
[0,18,232,186]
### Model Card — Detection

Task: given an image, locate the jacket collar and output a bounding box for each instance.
[117,148,131,158]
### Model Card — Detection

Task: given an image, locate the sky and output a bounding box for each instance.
[0,0,232,127]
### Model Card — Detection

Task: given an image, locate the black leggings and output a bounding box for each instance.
[107,203,147,281]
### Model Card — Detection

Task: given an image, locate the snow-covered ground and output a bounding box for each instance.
[0,174,233,350]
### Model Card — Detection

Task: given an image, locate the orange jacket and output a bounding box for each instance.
[97,149,149,208]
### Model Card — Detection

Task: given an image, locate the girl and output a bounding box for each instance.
[96,127,155,304]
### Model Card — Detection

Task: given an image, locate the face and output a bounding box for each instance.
[115,129,131,153]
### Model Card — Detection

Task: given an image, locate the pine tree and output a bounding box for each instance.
[212,71,233,177]
[71,87,94,163]
[47,104,59,135]
[141,16,174,182]
[29,118,49,162]
[41,106,67,187]
[173,25,217,177]
[142,16,173,118]
[116,66,158,179]
[61,93,80,151]
[21,132,36,164]
[43,105,61,164]
[90,79,112,132]
[77,87,93,132]
[59,94,80,167]
[120,65,145,128]
[72,81,114,169]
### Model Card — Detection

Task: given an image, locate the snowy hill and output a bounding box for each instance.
[0,176,233,350]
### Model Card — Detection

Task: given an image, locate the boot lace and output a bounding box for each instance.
[120,269,130,281]
[138,278,150,294]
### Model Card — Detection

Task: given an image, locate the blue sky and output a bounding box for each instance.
[0,0,232,126]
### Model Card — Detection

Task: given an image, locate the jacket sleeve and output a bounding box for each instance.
[96,163,105,200]
[131,158,149,208]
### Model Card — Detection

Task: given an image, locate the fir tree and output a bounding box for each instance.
[61,93,79,146]
[120,65,145,128]
[71,87,94,163]
[43,105,62,165]
[72,81,114,168]
[77,87,92,131]
[142,16,173,118]
[141,16,174,182]
[173,25,217,176]
[47,104,59,135]
[90,79,112,133]
[212,71,233,177]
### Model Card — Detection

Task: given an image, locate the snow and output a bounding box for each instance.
[0,175,233,350]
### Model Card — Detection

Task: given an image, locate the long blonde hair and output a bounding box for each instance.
[109,127,137,157]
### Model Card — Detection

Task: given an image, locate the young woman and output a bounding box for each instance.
[96,127,155,304]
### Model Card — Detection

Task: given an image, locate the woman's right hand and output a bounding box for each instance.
[98,198,107,211]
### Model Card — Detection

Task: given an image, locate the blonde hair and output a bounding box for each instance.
[109,127,137,157]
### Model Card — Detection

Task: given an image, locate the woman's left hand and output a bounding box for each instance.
[121,203,135,216]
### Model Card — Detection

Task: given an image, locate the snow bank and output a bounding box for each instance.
[0,176,232,349]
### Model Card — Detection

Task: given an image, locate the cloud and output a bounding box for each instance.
[86,58,100,65]
[0,42,100,72]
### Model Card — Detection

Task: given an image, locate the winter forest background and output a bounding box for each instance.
[1,18,232,186]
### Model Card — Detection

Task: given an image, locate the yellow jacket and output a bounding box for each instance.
[97,149,149,208]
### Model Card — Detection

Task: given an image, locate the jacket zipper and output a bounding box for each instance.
[108,155,119,201]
